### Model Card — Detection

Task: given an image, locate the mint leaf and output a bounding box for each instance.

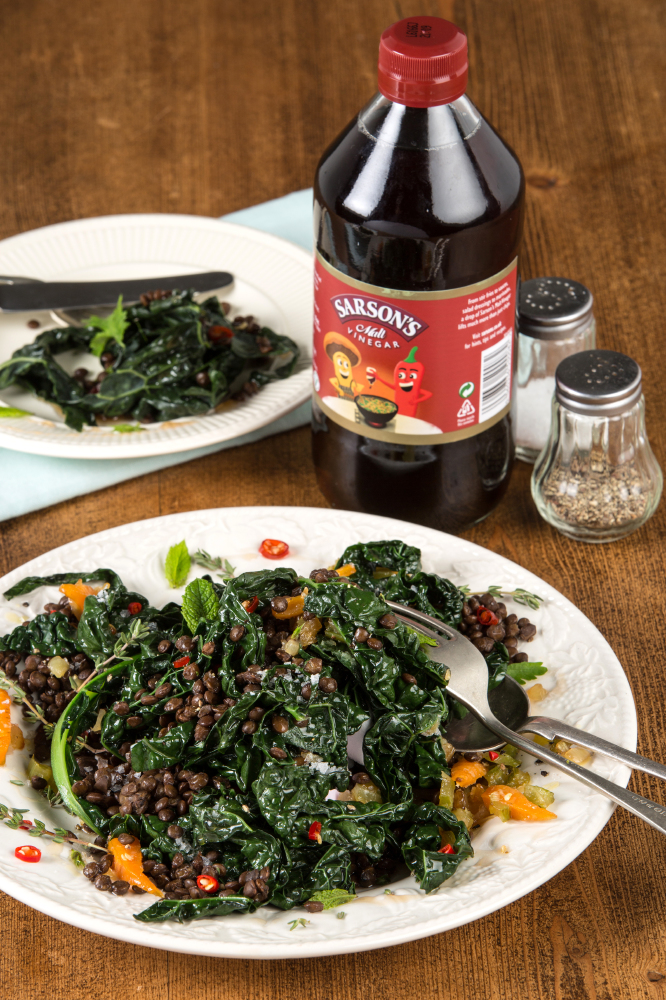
[0,407,31,418]
[164,540,191,588]
[506,661,547,685]
[88,296,129,358]
[307,888,357,910]
[182,577,220,632]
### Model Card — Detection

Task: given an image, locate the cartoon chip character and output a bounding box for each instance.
[323,332,362,400]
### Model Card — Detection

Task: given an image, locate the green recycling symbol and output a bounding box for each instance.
[459,381,475,398]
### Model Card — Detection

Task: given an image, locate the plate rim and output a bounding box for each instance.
[0,505,637,958]
[0,214,313,460]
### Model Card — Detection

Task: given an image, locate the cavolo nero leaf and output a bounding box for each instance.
[181,577,220,632]
[88,296,130,357]
[164,540,191,588]
[135,896,256,923]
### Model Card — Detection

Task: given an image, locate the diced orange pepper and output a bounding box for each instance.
[450,759,488,788]
[59,579,108,620]
[335,563,356,578]
[0,690,11,765]
[107,836,163,896]
[481,785,556,821]
[272,596,305,620]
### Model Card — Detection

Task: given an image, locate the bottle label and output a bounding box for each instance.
[312,252,518,444]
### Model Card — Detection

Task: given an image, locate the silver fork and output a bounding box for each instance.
[386,600,666,837]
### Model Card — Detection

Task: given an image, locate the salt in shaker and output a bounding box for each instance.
[531,349,662,542]
[515,277,596,462]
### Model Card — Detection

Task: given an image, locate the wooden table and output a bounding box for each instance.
[1,0,665,996]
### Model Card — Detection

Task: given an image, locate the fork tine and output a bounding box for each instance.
[385,599,459,640]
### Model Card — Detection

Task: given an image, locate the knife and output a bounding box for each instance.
[0,271,234,312]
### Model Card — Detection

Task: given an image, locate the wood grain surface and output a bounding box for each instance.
[1,0,666,996]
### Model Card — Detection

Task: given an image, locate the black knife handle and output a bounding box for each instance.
[0,271,233,311]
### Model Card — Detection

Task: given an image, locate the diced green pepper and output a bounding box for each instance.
[453,807,474,831]
[506,769,531,788]
[494,752,519,767]
[438,773,455,811]
[523,785,555,808]
[485,763,509,786]
[488,800,511,822]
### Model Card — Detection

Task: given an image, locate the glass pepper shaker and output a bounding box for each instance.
[531,349,662,542]
[515,277,596,463]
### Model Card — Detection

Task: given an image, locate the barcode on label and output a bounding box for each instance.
[479,336,512,422]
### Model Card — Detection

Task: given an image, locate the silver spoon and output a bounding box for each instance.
[443,673,666,781]
[385,600,666,837]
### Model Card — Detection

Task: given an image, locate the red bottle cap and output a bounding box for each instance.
[378,16,468,108]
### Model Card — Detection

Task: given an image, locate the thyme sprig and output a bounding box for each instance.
[0,803,107,852]
[91,616,153,673]
[190,549,235,581]
[459,585,544,611]
[0,672,50,727]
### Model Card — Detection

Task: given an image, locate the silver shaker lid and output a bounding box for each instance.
[519,277,593,340]
[556,349,642,417]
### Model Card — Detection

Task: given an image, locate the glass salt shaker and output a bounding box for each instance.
[531,349,662,543]
[515,277,596,462]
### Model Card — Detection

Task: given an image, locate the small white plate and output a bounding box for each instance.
[0,215,312,458]
[0,507,636,958]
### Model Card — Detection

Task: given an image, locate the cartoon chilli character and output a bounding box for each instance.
[324,331,363,400]
[366,346,432,418]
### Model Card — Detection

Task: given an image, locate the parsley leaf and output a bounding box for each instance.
[181,577,220,632]
[164,540,191,589]
[88,296,130,358]
[506,661,547,684]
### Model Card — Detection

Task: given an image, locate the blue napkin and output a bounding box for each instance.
[0,189,314,523]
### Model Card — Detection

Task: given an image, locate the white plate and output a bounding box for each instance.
[0,215,312,458]
[0,507,635,958]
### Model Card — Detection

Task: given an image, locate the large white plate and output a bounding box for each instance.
[0,507,636,958]
[0,215,312,458]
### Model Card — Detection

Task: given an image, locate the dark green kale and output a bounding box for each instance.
[0,291,299,431]
[2,539,516,927]
[334,540,464,627]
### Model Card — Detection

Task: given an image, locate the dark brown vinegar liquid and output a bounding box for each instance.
[312,93,524,533]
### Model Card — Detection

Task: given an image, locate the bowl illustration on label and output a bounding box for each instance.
[355,394,399,428]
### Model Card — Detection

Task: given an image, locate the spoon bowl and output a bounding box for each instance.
[444,676,531,752]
